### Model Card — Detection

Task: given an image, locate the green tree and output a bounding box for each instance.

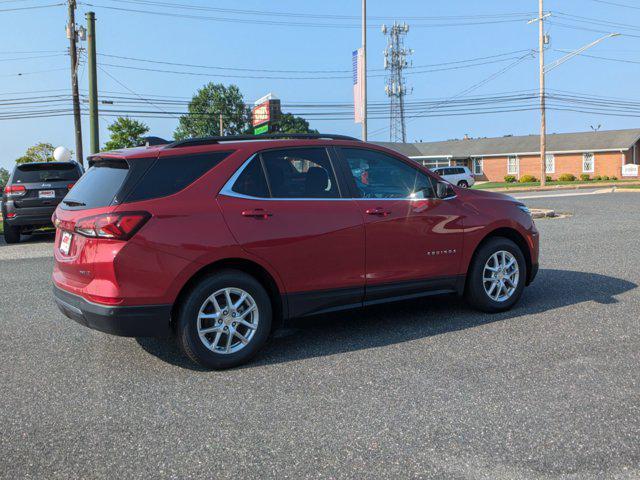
[104,117,150,150]
[273,113,318,134]
[174,83,248,140]
[0,167,9,190]
[15,142,55,164]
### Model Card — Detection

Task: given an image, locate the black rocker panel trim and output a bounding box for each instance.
[284,275,464,319]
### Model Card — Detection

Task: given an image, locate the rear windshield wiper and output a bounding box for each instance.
[63,199,86,207]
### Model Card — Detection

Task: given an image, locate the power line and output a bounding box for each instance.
[0,2,64,12]
[104,0,535,21]
[80,2,532,29]
[96,48,530,74]
[591,0,640,10]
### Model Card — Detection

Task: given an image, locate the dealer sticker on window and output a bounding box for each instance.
[60,231,72,255]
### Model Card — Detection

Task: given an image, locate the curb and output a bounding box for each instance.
[477,181,640,194]
[530,208,555,219]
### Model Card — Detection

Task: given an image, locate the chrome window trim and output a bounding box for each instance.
[219,153,457,202]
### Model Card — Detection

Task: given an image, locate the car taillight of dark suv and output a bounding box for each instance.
[52,134,539,369]
[2,161,83,244]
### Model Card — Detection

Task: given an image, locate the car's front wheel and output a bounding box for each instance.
[465,237,526,312]
[176,269,272,369]
[457,180,469,188]
[3,222,21,244]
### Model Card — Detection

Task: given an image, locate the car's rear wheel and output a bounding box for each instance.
[465,237,526,312]
[3,222,21,244]
[176,269,272,369]
[457,180,469,188]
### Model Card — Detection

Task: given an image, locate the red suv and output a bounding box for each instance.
[52,134,539,369]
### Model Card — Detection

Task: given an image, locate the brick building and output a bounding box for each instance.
[376,128,640,181]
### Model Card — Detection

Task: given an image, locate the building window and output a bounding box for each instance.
[421,158,450,170]
[507,156,519,175]
[583,153,595,173]
[545,154,555,174]
[472,158,483,175]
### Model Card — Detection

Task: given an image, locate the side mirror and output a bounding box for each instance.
[436,181,455,199]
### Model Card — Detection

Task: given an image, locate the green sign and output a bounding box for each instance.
[254,124,269,135]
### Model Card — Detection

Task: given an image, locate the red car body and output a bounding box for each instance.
[52,137,539,338]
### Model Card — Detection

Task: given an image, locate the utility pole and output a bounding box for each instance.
[86,11,99,154]
[383,22,412,143]
[67,0,84,166]
[219,113,224,136]
[361,0,367,141]
[538,0,546,186]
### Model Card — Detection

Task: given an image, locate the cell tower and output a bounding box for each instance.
[382,22,413,143]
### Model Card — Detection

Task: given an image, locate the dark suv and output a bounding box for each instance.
[52,134,539,369]
[2,161,83,243]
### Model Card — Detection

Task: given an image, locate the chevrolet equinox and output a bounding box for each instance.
[52,134,539,369]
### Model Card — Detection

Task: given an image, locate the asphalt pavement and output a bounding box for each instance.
[1,191,639,479]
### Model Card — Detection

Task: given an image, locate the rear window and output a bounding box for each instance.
[62,159,129,209]
[13,163,80,183]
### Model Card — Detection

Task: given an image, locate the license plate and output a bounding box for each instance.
[60,231,72,255]
[39,190,55,199]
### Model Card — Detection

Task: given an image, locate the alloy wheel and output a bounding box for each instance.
[197,287,259,354]
[482,250,519,302]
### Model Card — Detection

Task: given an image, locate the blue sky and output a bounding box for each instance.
[1,0,639,169]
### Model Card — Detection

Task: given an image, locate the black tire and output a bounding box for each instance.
[3,222,20,244]
[176,269,272,370]
[457,180,469,188]
[465,237,526,313]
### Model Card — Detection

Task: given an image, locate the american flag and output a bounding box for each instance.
[353,48,364,124]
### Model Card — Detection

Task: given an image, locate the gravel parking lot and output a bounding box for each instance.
[1,192,639,479]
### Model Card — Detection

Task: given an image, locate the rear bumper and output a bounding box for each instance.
[3,203,56,227]
[53,285,171,337]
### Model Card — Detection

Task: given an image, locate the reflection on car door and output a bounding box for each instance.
[217,147,366,318]
[338,147,465,303]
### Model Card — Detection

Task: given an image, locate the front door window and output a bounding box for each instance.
[342,148,435,199]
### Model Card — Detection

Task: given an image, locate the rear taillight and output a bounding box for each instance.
[4,185,26,197]
[74,211,150,240]
[67,183,75,190]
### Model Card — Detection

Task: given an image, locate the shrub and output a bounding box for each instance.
[519,174,537,183]
[602,175,610,181]
[558,173,576,182]
[580,173,591,182]
[546,175,552,182]
[611,176,618,181]
[594,175,602,181]
[504,175,517,183]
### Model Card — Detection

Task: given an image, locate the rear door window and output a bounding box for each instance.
[260,148,340,199]
[62,159,129,209]
[231,156,270,198]
[12,163,80,183]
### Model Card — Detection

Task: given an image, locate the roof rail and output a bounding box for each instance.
[166,133,361,148]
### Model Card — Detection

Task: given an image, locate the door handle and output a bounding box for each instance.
[365,207,391,217]
[242,208,273,219]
